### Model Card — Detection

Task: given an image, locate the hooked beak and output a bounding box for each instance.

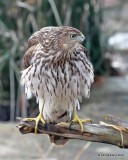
[82,37,86,45]
[79,35,86,45]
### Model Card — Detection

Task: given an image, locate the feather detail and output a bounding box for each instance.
[20,67,33,99]
[25,86,33,99]
[77,99,80,110]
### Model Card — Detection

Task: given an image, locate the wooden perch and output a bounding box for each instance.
[17,115,128,148]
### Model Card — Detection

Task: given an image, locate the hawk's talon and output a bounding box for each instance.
[80,119,92,123]
[72,111,91,132]
[24,112,45,134]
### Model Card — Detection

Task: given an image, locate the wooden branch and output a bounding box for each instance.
[17,115,128,148]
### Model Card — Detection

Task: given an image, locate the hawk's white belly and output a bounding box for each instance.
[21,54,93,123]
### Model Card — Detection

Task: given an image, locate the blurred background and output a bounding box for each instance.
[0,0,128,159]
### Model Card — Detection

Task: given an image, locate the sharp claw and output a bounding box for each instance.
[43,123,47,129]
[69,121,73,130]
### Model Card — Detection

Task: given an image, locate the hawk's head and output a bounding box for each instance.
[56,26,86,51]
[34,26,85,52]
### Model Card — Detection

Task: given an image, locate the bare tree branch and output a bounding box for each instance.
[17,115,128,148]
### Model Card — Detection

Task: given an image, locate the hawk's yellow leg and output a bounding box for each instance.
[71,110,91,132]
[57,110,91,132]
[24,100,45,134]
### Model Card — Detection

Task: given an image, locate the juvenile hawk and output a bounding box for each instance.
[21,26,94,144]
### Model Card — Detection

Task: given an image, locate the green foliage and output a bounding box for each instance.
[0,0,104,120]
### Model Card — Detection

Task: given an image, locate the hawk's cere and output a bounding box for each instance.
[20,26,94,145]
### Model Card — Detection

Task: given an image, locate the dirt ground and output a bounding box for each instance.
[0,77,128,160]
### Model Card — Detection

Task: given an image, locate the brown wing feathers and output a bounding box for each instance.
[23,32,40,69]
